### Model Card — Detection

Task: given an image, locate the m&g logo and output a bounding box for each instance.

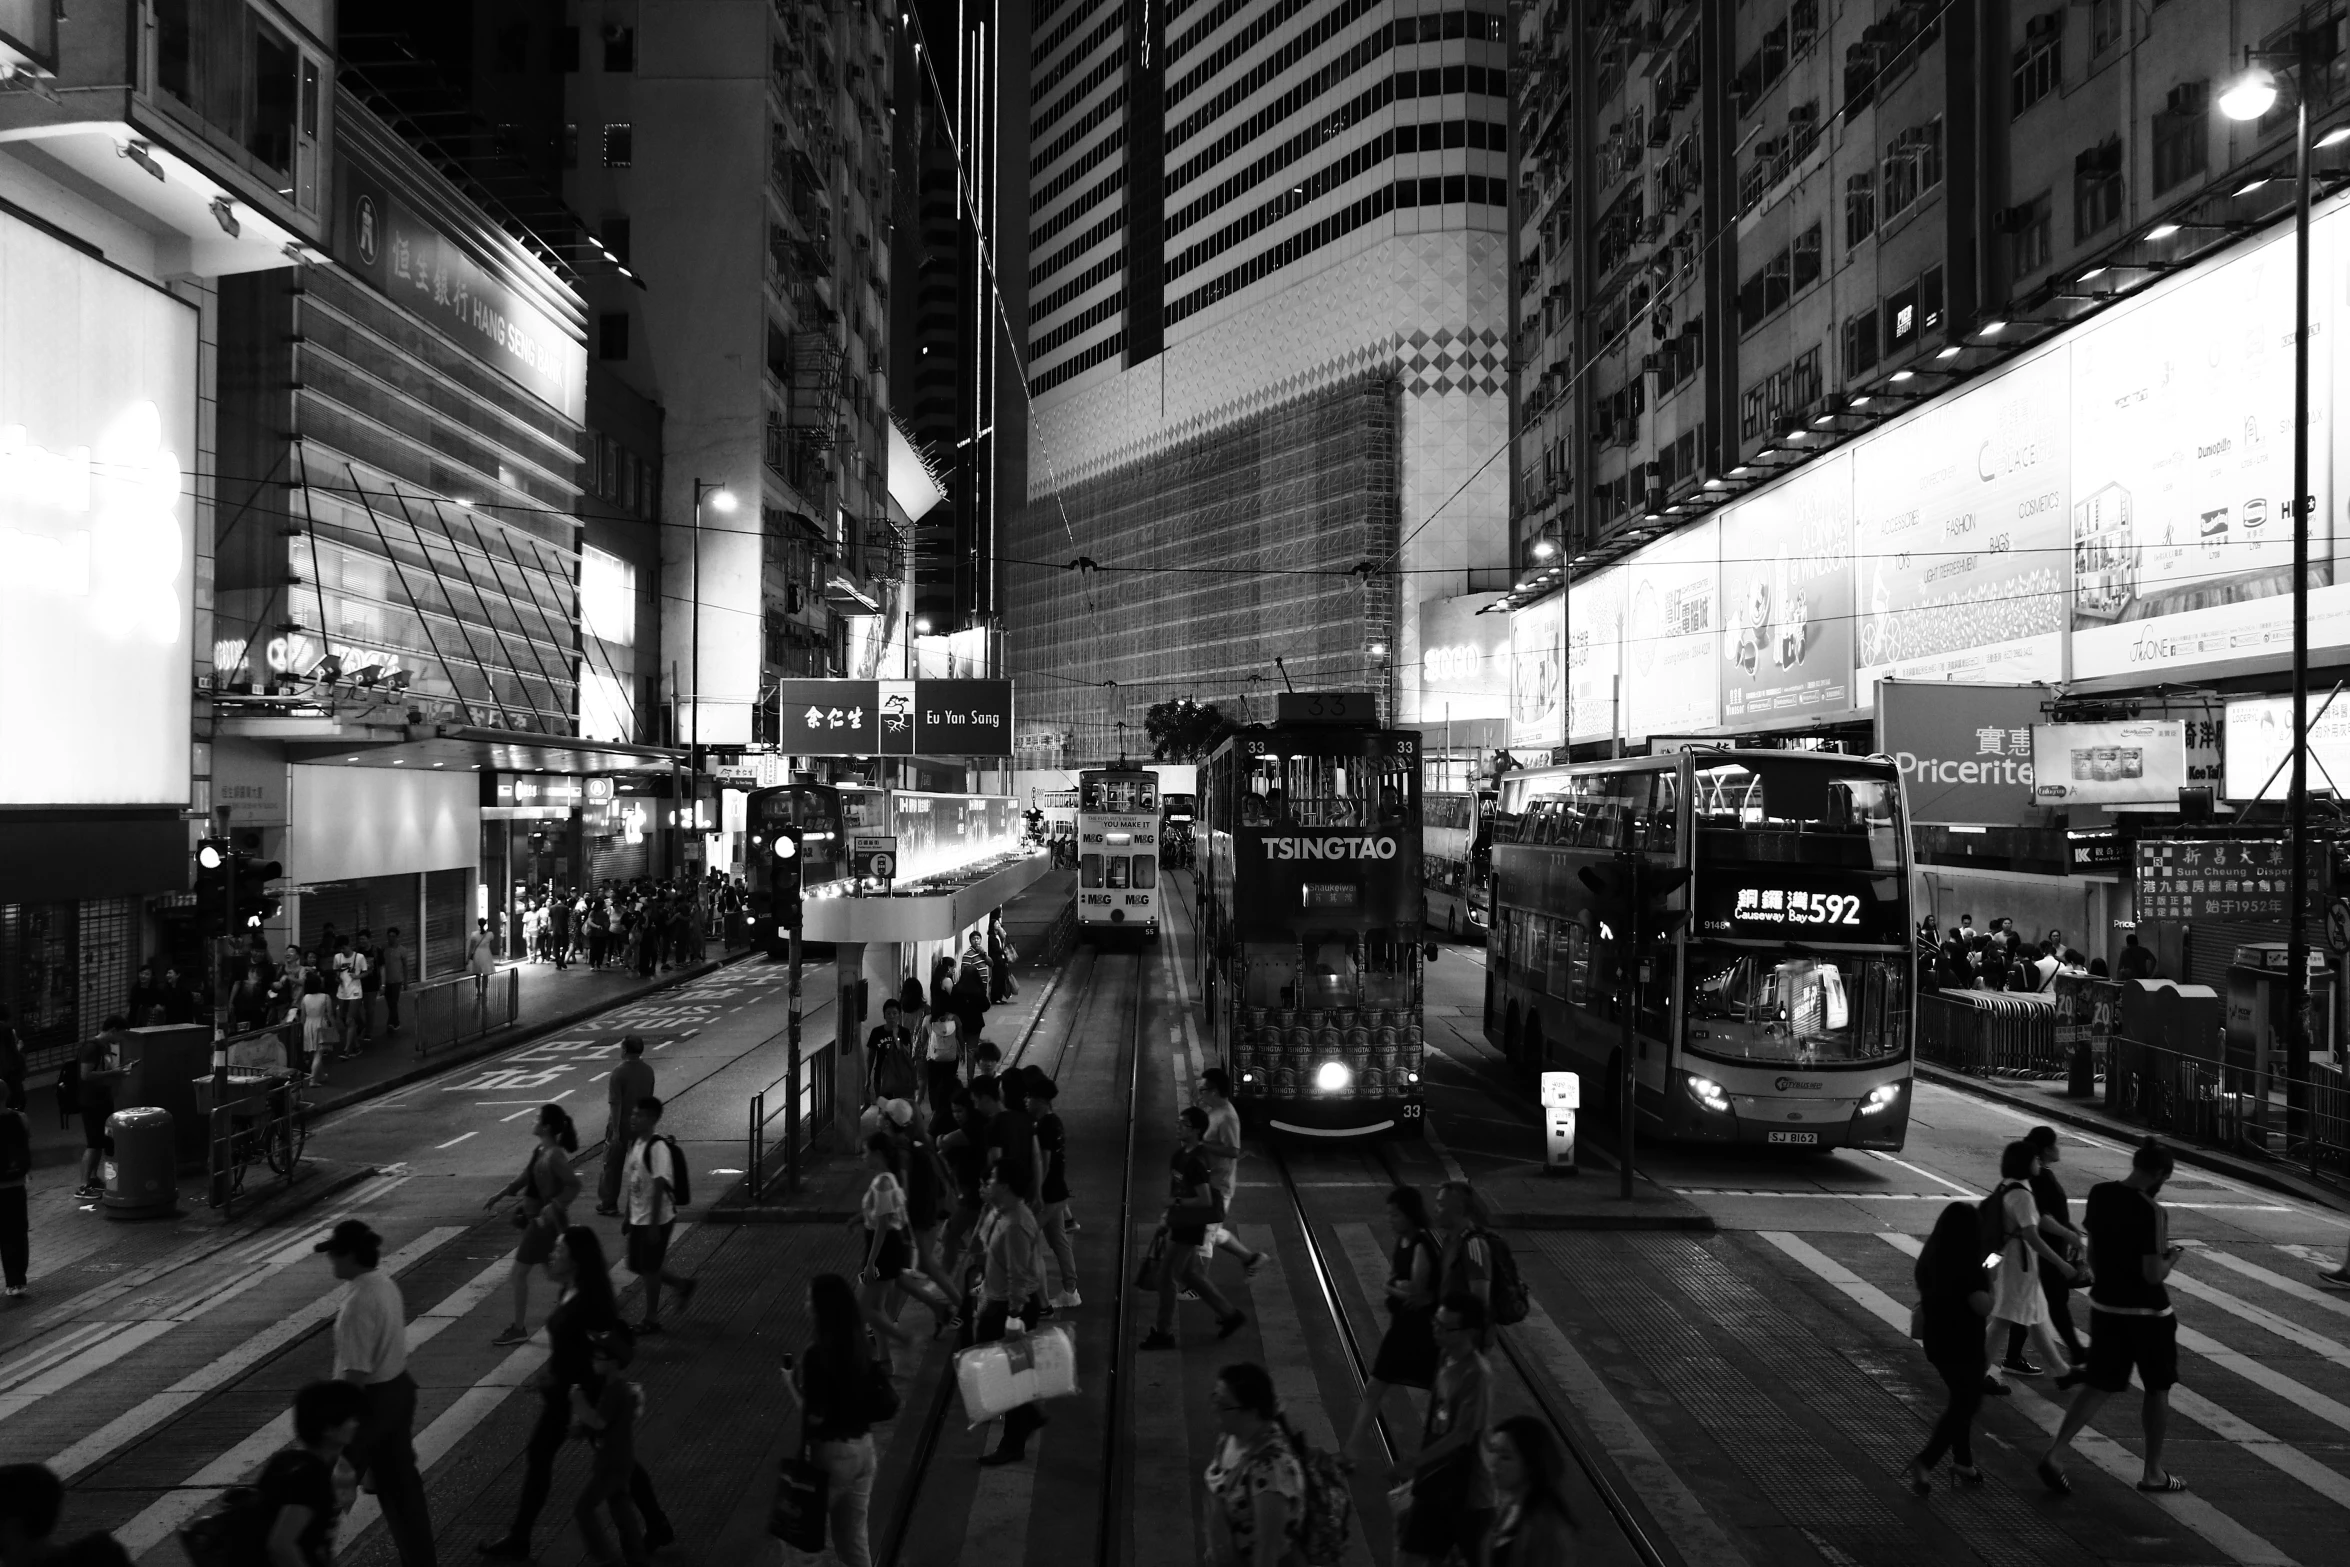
[1260,837,1400,861]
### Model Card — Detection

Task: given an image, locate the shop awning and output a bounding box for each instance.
[218,717,684,776]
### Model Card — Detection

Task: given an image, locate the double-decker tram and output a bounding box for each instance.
[1422,788,1495,939]
[1077,768,1161,940]
[1486,749,1915,1150]
[744,783,846,955]
[1161,791,1199,869]
[1199,710,1426,1138]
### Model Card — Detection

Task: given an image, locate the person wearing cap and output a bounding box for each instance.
[598,1036,656,1217]
[318,1221,434,1567]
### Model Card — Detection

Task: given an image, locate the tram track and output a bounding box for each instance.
[875,943,1148,1567]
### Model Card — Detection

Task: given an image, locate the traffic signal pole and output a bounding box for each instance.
[786,925,803,1195]
[1619,852,1637,1202]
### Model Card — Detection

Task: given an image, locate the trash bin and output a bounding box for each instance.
[102,1107,177,1219]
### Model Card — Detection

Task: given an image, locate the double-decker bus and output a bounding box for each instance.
[745,784,846,955]
[1485,749,1915,1150]
[1199,711,1426,1138]
[1423,788,1496,939]
[1077,768,1161,940]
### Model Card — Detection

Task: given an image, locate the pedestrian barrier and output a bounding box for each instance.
[2103,1036,2244,1151]
[1916,990,2064,1078]
[744,1043,836,1201]
[407,966,521,1059]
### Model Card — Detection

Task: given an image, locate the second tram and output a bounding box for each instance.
[1198,712,1426,1138]
[1076,767,1161,940]
[1484,749,1915,1149]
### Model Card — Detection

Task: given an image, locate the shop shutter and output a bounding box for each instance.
[425,868,471,978]
[302,875,417,952]
[2187,918,2299,994]
[590,836,646,887]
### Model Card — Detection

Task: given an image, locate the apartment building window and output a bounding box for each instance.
[2091,0,2122,56]
[2012,16,2062,117]
[598,313,630,360]
[2152,84,2208,194]
[560,26,581,72]
[1792,223,1823,291]
[603,26,637,72]
[603,123,634,168]
[2009,193,2052,277]
[1843,311,1880,377]
[1740,347,1822,443]
[1845,171,1876,245]
[767,324,790,381]
[2074,138,2123,240]
[1882,117,1944,221]
[602,217,632,267]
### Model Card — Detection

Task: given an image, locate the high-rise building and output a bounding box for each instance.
[889,0,1031,645]
[566,0,905,771]
[1006,0,1516,761]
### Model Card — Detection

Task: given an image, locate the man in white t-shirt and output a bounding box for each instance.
[621,1096,698,1333]
[332,938,369,1060]
[318,1219,435,1566]
[1196,1069,1266,1276]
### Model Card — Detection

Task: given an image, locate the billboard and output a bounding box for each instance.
[1625,517,1719,738]
[1567,567,1625,743]
[0,212,198,808]
[2070,217,2341,679]
[2137,837,2290,921]
[774,678,1014,756]
[2223,691,2350,800]
[2029,721,2186,805]
[1875,679,2044,825]
[1720,451,1855,724]
[1508,594,1565,752]
[1854,351,2070,690]
[1416,594,1510,720]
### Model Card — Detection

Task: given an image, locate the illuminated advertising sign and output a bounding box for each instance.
[1625,517,1719,738]
[2136,838,2289,921]
[0,213,198,808]
[1854,352,2069,689]
[2029,721,2186,805]
[773,679,1014,756]
[1416,594,1509,720]
[1874,679,2044,825]
[1692,870,1905,942]
[2070,220,2341,679]
[1720,452,1855,724]
[2224,692,2350,800]
[1567,567,1624,743]
[1508,594,1565,751]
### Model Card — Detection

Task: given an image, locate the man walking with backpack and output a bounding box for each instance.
[598,1037,656,1218]
[621,1098,697,1334]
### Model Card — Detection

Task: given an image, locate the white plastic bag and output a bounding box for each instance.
[955,1322,1079,1426]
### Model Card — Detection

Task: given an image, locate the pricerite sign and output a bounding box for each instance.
[0,211,198,808]
[1874,679,2045,826]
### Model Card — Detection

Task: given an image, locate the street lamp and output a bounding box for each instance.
[687,480,736,861]
[2222,37,2320,1149]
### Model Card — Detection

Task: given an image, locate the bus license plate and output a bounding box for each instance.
[1768,1131,1819,1146]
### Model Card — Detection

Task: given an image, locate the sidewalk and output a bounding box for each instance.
[23,947,754,1173]
[1918,1061,2350,1215]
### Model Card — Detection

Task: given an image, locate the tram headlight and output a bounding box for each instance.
[1860,1082,1903,1115]
[1314,1060,1353,1094]
[1685,1075,1731,1115]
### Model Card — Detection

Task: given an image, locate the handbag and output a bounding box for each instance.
[1907,1302,1926,1341]
[1134,1225,1169,1291]
[767,1443,828,1550]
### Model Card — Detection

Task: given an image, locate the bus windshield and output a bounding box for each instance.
[1691,760,1902,871]
[1683,944,1910,1065]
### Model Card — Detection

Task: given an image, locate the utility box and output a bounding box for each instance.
[1541,1070,1580,1175]
[102,1107,177,1218]
[2116,980,2222,1062]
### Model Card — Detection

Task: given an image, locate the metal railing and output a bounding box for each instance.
[744,1044,836,1202]
[2101,1037,2350,1179]
[409,967,521,1059]
[1916,990,2064,1078]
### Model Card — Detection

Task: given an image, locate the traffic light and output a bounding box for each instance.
[771,825,804,932]
[231,852,284,930]
[194,838,230,912]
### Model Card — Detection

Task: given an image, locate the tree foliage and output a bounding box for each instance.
[1143,699,1239,760]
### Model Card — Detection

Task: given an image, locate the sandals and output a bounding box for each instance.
[2136,1475,2189,1493]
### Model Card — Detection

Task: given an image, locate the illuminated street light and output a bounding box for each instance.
[2219,64,2279,121]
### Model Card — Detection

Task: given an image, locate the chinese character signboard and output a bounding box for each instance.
[2135,838,2289,921]
[774,679,1012,756]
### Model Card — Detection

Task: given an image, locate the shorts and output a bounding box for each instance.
[514,1215,559,1267]
[2085,1310,2178,1394]
[81,1106,111,1152]
[623,1220,675,1277]
[867,1227,911,1281]
[1397,1494,1493,1561]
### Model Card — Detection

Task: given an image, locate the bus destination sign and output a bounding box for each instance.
[1694,874,1902,941]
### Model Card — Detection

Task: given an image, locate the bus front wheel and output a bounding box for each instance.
[1448,907,1461,940]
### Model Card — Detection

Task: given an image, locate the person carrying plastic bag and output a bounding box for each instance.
[954,1173,1076,1464]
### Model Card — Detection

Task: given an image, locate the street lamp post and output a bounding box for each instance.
[2222,38,2319,1147]
[688,480,738,871]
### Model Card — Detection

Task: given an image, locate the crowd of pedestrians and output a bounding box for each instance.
[1917,913,2114,993]
[514,874,741,977]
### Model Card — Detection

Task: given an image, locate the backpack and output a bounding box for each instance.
[1467,1227,1530,1327]
[1978,1180,2024,1260]
[656,1135,691,1208]
[1287,1425,1356,1566]
[175,1483,271,1566]
[873,1040,919,1101]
